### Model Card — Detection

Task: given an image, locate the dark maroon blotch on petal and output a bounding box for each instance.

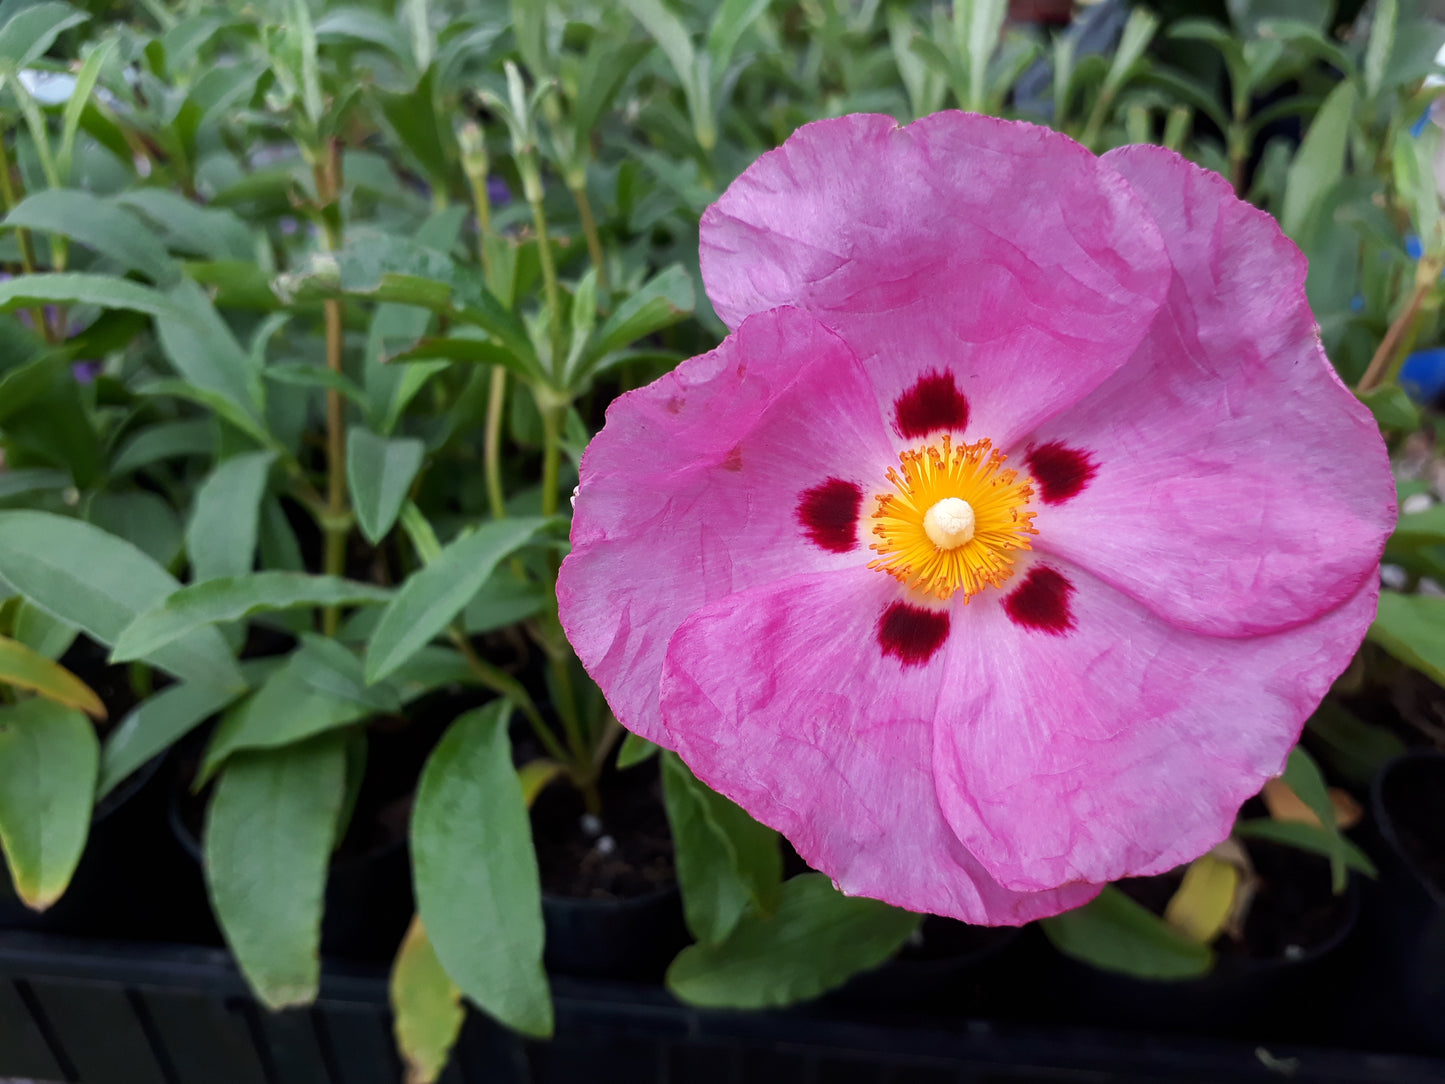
[1003,566,1076,635]
[877,602,950,666]
[1026,441,1097,504]
[796,478,862,552]
[894,370,969,439]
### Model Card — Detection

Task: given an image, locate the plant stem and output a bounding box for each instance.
[0,138,56,343]
[484,367,508,520]
[449,625,571,763]
[522,165,563,371]
[313,142,349,633]
[1357,257,1444,394]
[539,396,562,519]
[569,180,606,289]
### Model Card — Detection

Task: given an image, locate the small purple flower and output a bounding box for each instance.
[71,360,102,384]
[487,176,511,207]
[1401,348,1445,402]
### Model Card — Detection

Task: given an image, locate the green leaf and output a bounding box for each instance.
[0,511,244,692]
[111,419,217,476]
[0,635,104,718]
[205,734,347,1009]
[264,361,369,410]
[0,272,199,327]
[137,379,277,451]
[87,490,182,568]
[662,752,781,945]
[10,598,76,660]
[0,468,68,500]
[1369,591,1445,686]
[1363,0,1397,101]
[348,428,426,544]
[3,189,177,285]
[201,637,396,780]
[1040,886,1214,980]
[0,2,87,68]
[1359,384,1419,433]
[616,731,657,768]
[706,0,769,72]
[113,573,392,663]
[186,451,275,582]
[365,517,549,684]
[576,263,694,382]
[412,703,552,1037]
[0,698,97,911]
[154,278,265,422]
[99,677,249,800]
[116,188,255,263]
[1281,746,1346,892]
[1280,81,1356,240]
[666,873,920,1008]
[1234,818,1378,877]
[390,916,464,1084]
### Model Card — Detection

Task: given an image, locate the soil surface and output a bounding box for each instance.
[530,757,676,901]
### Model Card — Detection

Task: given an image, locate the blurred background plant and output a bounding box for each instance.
[2,0,1445,1079]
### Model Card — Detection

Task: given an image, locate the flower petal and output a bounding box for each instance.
[699,112,1173,448]
[1023,145,1395,636]
[931,563,1379,893]
[558,306,894,745]
[659,567,1101,925]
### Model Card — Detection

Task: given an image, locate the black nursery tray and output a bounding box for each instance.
[1,931,1443,1084]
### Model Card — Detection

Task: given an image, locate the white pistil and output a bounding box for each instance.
[922,497,976,549]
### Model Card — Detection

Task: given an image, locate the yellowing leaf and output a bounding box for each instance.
[390,916,464,1084]
[1163,854,1240,945]
[0,635,106,719]
[517,758,565,808]
[1262,777,1363,830]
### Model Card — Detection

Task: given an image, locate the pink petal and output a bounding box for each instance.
[699,112,1173,448]
[932,562,1380,893]
[558,306,894,745]
[659,566,1101,925]
[1022,145,1395,636]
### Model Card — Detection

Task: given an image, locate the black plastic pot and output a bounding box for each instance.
[541,884,688,981]
[1042,850,1364,1044]
[832,916,1022,1007]
[1360,750,1445,1054]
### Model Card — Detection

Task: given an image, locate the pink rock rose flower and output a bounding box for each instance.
[557,113,1395,925]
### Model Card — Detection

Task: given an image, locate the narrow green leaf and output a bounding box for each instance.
[1306,700,1406,788]
[348,428,426,544]
[365,517,548,684]
[412,703,553,1037]
[663,752,781,945]
[99,678,249,800]
[1280,81,1356,239]
[201,637,395,780]
[578,263,694,382]
[1281,746,1347,892]
[1040,886,1214,980]
[3,189,177,285]
[10,598,76,661]
[111,419,217,476]
[0,635,104,717]
[1369,591,1445,687]
[616,731,657,768]
[390,916,464,1084]
[1234,818,1377,877]
[137,379,277,451]
[205,734,347,1009]
[117,188,255,262]
[264,361,369,410]
[0,468,68,500]
[0,511,244,692]
[0,699,97,910]
[113,573,392,663]
[1364,0,1397,100]
[1359,384,1420,433]
[154,278,265,421]
[666,874,920,1008]
[0,2,87,68]
[186,451,275,582]
[0,272,199,327]
[706,0,769,71]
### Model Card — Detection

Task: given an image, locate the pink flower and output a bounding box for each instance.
[557,113,1395,924]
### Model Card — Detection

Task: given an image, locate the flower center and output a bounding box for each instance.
[868,435,1038,602]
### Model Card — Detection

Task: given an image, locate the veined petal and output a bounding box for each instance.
[558,307,894,745]
[1023,145,1395,636]
[700,112,1173,448]
[659,567,1100,925]
[932,564,1379,893]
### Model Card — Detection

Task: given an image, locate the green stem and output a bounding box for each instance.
[0,138,56,343]
[449,625,570,763]
[314,143,349,634]
[484,366,508,520]
[569,180,606,289]
[523,165,563,372]
[1357,257,1444,394]
[539,396,562,519]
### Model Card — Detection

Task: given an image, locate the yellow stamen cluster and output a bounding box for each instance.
[869,435,1037,601]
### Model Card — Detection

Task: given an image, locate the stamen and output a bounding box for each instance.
[868,435,1037,602]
